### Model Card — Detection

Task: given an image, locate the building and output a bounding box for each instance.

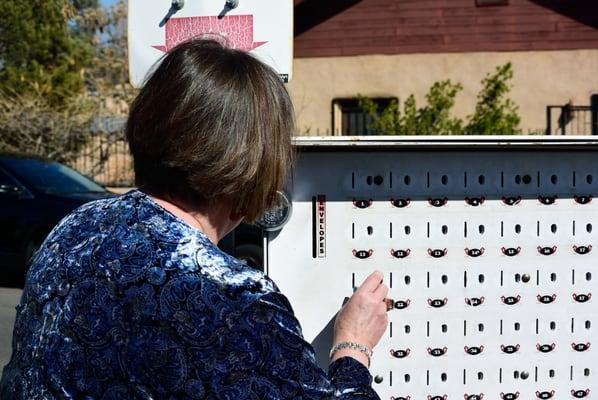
[288,0,598,135]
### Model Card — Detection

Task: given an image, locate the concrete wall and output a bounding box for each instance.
[287,49,598,135]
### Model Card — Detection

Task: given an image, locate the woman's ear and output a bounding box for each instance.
[230,211,244,222]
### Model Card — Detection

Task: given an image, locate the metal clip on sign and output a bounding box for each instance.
[226,0,239,9]
[170,0,240,8]
[172,0,185,10]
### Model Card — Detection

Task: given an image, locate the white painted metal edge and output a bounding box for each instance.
[293,135,598,148]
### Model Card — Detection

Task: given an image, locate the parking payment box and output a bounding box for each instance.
[265,136,598,400]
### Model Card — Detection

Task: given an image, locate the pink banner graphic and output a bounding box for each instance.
[153,15,267,52]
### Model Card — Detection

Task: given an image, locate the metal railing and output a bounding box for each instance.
[546,104,598,135]
[67,133,134,188]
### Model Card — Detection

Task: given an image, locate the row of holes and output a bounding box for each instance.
[352,271,594,290]
[356,222,595,238]
[358,172,595,188]
[384,367,591,385]
[387,271,592,287]
[389,318,592,337]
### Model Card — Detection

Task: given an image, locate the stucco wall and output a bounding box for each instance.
[287,49,598,135]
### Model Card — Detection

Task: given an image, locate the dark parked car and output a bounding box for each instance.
[0,153,114,286]
[220,223,264,270]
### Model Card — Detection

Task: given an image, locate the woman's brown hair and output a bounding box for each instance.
[126,39,295,222]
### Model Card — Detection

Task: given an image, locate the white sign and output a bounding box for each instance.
[128,0,293,87]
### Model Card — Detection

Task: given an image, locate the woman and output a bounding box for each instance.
[1,39,388,399]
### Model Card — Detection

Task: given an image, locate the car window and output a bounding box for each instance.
[0,168,20,187]
[1,158,105,194]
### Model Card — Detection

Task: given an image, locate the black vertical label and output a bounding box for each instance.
[312,195,326,258]
[312,196,317,258]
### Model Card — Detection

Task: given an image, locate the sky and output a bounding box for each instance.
[100,0,118,6]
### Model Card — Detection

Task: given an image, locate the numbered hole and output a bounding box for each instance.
[551,224,557,234]
[478,274,485,284]
[477,372,484,380]
[404,275,411,285]
[551,273,557,282]
[515,224,521,234]
[367,226,373,236]
[551,174,558,184]
[587,174,594,185]
[478,323,484,332]
[441,175,449,185]
[515,273,521,283]
[478,175,485,185]
[441,373,447,382]
[366,176,373,185]
[515,175,522,184]
[514,371,520,379]
[441,275,448,284]
[587,223,593,233]
[441,324,448,333]
[514,322,520,331]
[404,325,411,334]
[585,369,590,377]
[404,374,411,383]
[549,369,555,378]
[550,321,556,330]
[586,272,592,281]
[478,225,485,234]
[404,175,411,185]
[404,225,411,235]
[442,225,448,235]
[586,320,591,330]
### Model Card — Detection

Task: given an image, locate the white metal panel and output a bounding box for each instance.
[267,138,598,400]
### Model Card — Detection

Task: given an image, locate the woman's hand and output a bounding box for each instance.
[331,270,389,367]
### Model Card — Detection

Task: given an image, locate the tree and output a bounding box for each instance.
[78,0,136,112]
[0,94,94,163]
[358,63,521,135]
[465,63,521,134]
[0,0,135,178]
[0,0,95,104]
[358,81,464,135]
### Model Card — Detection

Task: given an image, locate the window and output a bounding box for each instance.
[1,158,104,195]
[332,97,397,136]
[0,168,25,195]
[0,168,21,188]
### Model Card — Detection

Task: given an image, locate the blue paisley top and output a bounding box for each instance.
[1,190,379,400]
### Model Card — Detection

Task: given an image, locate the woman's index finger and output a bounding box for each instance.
[357,270,384,293]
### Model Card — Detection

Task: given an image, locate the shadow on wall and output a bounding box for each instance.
[529,0,598,29]
[294,0,363,37]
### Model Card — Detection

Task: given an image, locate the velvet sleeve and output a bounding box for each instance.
[213,290,381,399]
